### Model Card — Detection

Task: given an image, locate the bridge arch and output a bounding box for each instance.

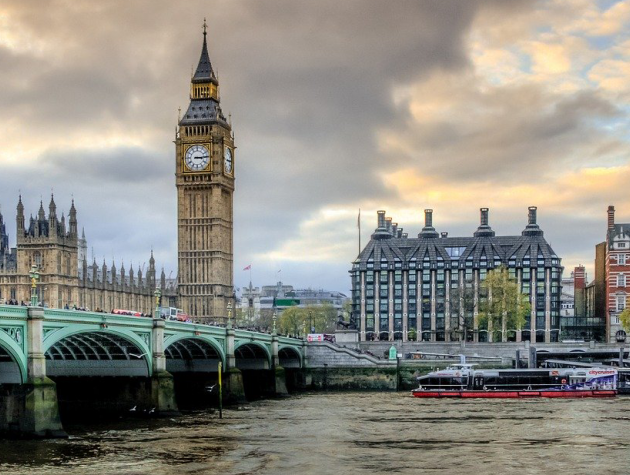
[163,335,225,373]
[163,335,225,365]
[43,327,151,377]
[278,346,302,368]
[234,341,271,370]
[0,332,26,384]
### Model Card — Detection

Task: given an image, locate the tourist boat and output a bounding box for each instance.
[412,364,617,398]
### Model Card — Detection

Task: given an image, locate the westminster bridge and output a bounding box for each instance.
[0,305,305,437]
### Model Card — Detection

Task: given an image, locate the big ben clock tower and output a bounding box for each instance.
[176,21,234,321]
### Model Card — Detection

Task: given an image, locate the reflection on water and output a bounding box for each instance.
[1,392,629,475]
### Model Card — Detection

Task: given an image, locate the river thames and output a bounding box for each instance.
[1,392,629,475]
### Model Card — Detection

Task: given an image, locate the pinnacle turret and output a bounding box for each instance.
[16,196,24,232]
[38,201,45,221]
[69,199,78,237]
[192,18,217,84]
[48,194,57,219]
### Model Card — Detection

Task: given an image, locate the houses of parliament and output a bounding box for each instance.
[0,24,235,321]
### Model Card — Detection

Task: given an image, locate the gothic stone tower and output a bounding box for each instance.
[176,23,235,321]
[15,195,79,306]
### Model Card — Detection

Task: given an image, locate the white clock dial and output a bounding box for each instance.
[184,145,209,171]
[224,147,233,174]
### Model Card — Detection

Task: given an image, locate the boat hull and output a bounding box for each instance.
[411,389,617,399]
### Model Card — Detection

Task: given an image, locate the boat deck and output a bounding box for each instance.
[411,389,617,398]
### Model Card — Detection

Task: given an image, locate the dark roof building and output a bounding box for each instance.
[351,207,563,342]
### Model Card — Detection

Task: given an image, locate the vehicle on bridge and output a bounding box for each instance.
[412,364,617,398]
[160,307,191,322]
[111,309,144,317]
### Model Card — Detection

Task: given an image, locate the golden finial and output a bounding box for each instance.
[203,18,207,36]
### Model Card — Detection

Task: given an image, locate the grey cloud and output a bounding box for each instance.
[386,86,625,183]
[2,0,601,293]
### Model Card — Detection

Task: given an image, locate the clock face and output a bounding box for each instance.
[184,145,209,171]
[224,147,233,174]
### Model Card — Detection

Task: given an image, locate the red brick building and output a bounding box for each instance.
[604,206,630,342]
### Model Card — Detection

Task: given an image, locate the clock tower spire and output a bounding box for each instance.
[175,21,235,322]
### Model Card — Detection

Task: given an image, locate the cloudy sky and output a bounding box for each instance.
[1,0,630,294]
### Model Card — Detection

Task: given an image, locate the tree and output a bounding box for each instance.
[619,307,630,334]
[278,306,304,336]
[478,266,530,342]
[448,279,475,341]
[257,308,276,332]
[275,303,339,336]
[234,308,249,327]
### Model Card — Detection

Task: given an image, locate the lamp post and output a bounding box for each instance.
[309,311,314,333]
[154,288,161,319]
[302,321,306,339]
[29,265,40,307]
[227,301,233,329]
[273,309,277,335]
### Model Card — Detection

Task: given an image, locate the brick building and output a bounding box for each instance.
[603,206,630,342]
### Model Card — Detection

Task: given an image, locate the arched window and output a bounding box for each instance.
[33,252,42,267]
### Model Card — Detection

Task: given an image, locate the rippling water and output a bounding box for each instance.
[1,392,629,475]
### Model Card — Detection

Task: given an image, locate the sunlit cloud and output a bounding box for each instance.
[1,0,630,293]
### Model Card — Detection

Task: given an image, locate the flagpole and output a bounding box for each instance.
[358,208,361,257]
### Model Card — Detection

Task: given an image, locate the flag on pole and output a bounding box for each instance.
[243,265,251,271]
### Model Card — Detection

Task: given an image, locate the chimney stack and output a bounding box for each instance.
[522,206,543,236]
[528,206,537,225]
[480,208,489,226]
[373,210,392,240]
[441,232,448,238]
[392,222,398,236]
[377,210,386,229]
[425,209,433,228]
[385,217,392,234]
[419,209,439,238]
[608,205,615,230]
[474,207,495,237]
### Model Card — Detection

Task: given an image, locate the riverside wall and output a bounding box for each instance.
[354,340,626,359]
[301,338,626,391]
[303,342,509,391]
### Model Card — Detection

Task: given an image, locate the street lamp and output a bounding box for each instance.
[309,311,314,333]
[29,265,40,307]
[227,301,233,329]
[273,309,277,335]
[302,321,306,339]
[154,288,161,319]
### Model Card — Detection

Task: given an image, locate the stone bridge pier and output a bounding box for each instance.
[222,327,290,403]
[150,319,178,415]
[0,308,65,437]
[224,324,246,403]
